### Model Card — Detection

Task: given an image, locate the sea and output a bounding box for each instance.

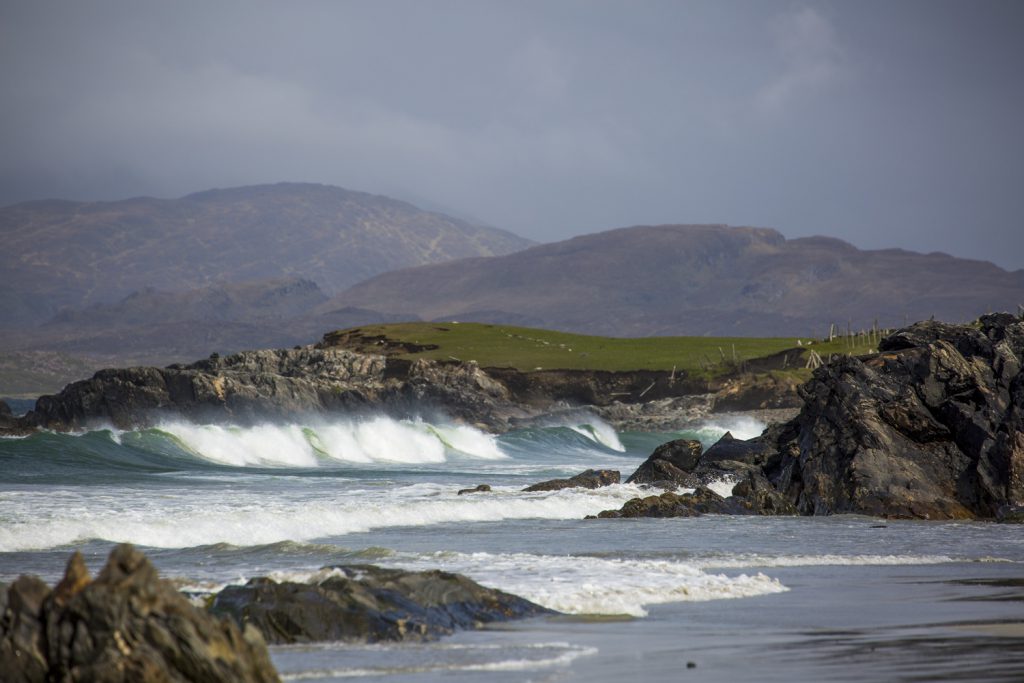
[2,409,1023,682]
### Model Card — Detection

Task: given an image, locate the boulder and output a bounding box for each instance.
[209,565,552,644]
[594,487,744,518]
[0,545,279,683]
[624,439,703,487]
[457,484,491,495]
[523,469,620,492]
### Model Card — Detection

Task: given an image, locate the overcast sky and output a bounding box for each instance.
[2,1,1023,269]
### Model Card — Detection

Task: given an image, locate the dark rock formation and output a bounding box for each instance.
[699,431,771,466]
[0,545,279,683]
[0,399,32,436]
[523,469,620,492]
[6,336,715,435]
[209,565,552,644]
[13,345,521,433]
[624,439,703,488]
[457,484,491,495]
[760,313,1024,519]
[600,314,1024,521]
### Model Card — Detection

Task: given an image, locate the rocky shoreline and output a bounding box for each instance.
[0,545,555,682]
[0,334,798,436]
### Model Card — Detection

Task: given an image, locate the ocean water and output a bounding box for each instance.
[2,413,1022,682]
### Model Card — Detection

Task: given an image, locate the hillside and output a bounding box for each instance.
[0,182,532,327]
[323,225,1024,337]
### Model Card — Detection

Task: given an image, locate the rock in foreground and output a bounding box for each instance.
[0,545,279,683]
[209,565,554,644]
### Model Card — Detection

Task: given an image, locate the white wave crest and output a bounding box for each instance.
[388,551,787,617]
[154,416,505,467]
[568,419,626,452]
[692,415,766,444]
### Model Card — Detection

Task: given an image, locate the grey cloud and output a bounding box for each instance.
[1,0,1022,271]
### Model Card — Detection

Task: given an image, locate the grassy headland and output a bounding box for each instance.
[322,322,880,379]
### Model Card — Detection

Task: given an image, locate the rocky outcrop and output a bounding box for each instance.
[209,565,552,644]
[595,487,734,518]
[523,469,620,492]
[759,313,1024,519]
[601,313,1024,521]
[0,545,279,683]
[625,439,703,488]
[7,335,721,435]
[12,344,525,433]
[0,399,33,436]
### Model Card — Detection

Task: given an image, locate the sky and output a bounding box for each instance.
[2,0,1023,270]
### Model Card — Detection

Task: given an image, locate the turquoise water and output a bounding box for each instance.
[2,414,1022,681]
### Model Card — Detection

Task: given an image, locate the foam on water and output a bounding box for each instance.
[384,551,787,617]
[0,483,647,552]
[276,642,598,680]
[696,553,964,569]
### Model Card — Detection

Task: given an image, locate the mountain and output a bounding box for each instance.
[322,224,1024,337]
[0,182,532,327]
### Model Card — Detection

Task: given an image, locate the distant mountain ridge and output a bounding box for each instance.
[0,182,532,326]
[323,224,1024,337]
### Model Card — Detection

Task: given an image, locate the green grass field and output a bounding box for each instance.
[326,322,882,377]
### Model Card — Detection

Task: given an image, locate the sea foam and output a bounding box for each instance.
[384,551,788,617]
[0,483,648,552]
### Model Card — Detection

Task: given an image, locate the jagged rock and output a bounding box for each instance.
[699,432,771,466]
[523,469,620,492]
[599,314,1024,521]
[209,565,553,644]
[0,545,279,683]
[0,399,34,436]
[457,484,491,495]
[729,471,798,515]
[760,313,1024,519]
[624,439,703,488]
